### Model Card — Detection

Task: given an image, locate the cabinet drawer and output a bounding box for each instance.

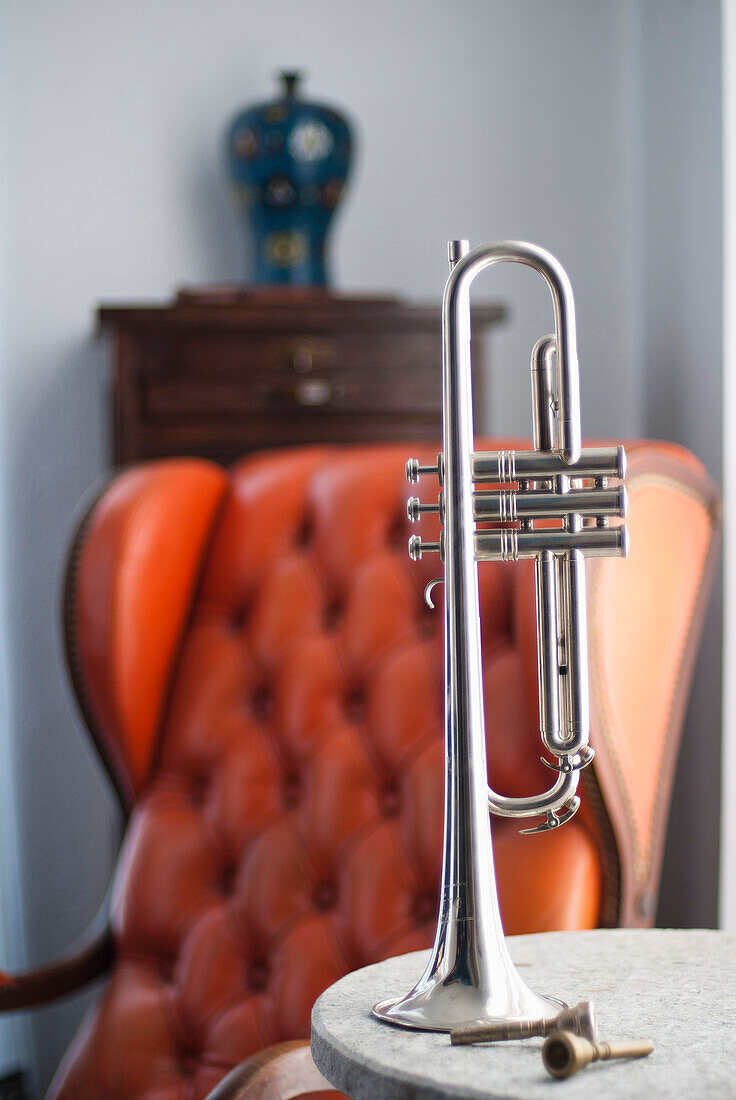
[103,294,504,465]
[143,364,440,419]
[147,330,440,378]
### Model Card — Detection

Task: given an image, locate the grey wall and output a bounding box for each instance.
[638,1,723,927]
[722,0,736,933]
[0,0,722,1092]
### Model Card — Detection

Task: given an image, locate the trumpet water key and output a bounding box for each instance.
[373,240,628,1033]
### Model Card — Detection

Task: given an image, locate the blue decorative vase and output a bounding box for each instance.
[226,72,354,287]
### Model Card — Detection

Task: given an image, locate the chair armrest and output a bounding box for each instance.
[0,925,113,1012]
[0,888,114,1012]
[205,1040,337,1100]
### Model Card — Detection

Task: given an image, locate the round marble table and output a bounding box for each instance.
[311,929,735,1099]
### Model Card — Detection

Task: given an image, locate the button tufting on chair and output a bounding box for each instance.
[25,440,718,1100]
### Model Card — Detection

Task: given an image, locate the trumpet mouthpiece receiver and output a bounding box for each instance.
[448,239,470,266]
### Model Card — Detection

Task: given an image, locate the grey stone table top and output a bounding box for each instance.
[311,929,736,1099]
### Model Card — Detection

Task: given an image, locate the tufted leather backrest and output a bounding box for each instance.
[53,442,719,1099]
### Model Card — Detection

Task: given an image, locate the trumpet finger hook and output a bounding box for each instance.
[424,577,444,609]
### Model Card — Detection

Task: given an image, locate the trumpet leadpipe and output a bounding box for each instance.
[471,445,626,483]
[475,525,628,561]
[473,485,627,522]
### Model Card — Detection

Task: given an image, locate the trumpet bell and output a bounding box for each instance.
[373,935,563,1031]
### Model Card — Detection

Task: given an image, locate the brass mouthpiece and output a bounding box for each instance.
[450,1000,596,1045]
[542,1030,654,1080]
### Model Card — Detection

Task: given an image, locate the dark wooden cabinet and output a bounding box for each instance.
[98,291,506,466]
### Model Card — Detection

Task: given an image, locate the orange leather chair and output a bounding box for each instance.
[0,441,719,1100]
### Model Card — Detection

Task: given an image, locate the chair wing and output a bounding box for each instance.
[65,459,228,810]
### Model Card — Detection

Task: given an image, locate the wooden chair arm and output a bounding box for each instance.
[206,1040,338,1100]
[0,925,113,1012]
[0,886,114,1012]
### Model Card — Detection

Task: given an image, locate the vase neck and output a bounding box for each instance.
[280,71,301,99]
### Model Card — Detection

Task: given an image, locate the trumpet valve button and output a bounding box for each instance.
[408,535,442,562]
[407,497,441,522]
[405,456,442,484]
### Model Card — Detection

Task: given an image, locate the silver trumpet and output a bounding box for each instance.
[373,240,629,1032]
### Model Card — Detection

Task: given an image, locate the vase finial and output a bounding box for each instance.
[279,71,302,99]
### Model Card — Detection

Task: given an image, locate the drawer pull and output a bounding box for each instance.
[295,378,337,406]
[272,338,338,373]
[254,379,345,407]
[292,346,314,373]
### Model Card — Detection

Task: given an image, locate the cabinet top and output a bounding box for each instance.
[98,289,507,334]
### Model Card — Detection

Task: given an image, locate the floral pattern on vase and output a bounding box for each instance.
[226,71,353,287]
